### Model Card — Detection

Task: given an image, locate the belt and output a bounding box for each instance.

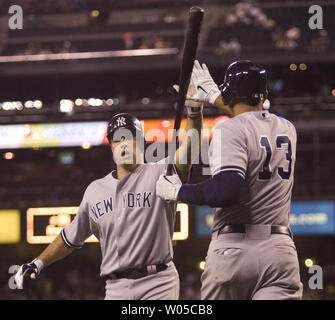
[105,263,168,280]
[218,224,292,238]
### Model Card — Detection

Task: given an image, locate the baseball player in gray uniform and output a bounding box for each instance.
[156,60,303,300]
[14,79,204,300]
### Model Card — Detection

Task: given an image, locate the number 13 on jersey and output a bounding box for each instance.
[258,135,292,180]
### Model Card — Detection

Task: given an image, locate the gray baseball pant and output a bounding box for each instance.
[201,225,303,300]
[104,261,179,300]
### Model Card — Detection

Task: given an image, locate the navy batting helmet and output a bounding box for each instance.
[107,113,144,144]
[219,60,267,106]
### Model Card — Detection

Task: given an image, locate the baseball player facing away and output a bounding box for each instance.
[14,80,204,300]
[157,60,303,300]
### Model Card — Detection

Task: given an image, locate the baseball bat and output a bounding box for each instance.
[167,6,204,175]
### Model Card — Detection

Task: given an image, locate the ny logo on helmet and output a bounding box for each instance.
[117,116,126,127]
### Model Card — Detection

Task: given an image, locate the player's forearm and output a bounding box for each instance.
[181,113,203,162]
[37,233,74,267]
[178,171,246,207]
[174,113,202,180]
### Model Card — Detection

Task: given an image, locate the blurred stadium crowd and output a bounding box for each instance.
[0,1,333,56]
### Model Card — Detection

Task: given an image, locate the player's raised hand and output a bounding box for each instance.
[173,74,203,104]
[156,174,182,202]
[192,60,221,105]
[14,259,44,289]
[173,73,203,117]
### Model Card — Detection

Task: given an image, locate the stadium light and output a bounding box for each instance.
[81,142,91,149]
[95,99,103,106]
[141,97,150,105]
[305,258,314,268]
[162,120,171,128]
[60,99,74,113]
[2,102,13,110]
[299,63,307,71]
[289,64,297,71]
[4,152,14,160]
[25,101,34,108]
[33,100,43,109]
[16,102,23,110]
[90,10,100,18]
[0,100,43,110]
[75,98,83,106]
[106,99,114,106]
[88,98,103,107]
[199,261,206,271]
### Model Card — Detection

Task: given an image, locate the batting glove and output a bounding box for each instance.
[192,60,221,105]
[156,174,182,202]
[173,73,203,117]
[14,259,44,289]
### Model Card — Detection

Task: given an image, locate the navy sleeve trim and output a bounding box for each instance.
[213,165,246,178]
[61,229,82,249]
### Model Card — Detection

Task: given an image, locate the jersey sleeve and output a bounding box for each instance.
[289,121,297,163]
[291,122,297,153]
[209,120,248,179]
[61,190,92,249]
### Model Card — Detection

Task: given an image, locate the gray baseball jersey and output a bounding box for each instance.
[61,158,177,278]
[209,110,297,230]
[202,110,302,300]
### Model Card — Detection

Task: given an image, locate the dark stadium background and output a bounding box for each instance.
[0,0,335,300]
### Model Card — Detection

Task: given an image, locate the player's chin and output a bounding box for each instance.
[120,158,138,171]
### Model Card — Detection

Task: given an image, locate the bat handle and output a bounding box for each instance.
[166,163,174,176]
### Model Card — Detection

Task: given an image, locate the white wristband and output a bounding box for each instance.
[32,258,44,272]
[186,105,203,117]
[208,88,222,105]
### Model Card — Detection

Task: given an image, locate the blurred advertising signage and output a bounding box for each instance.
[195,201,335,237]
[0,122,107,149]
[26,204,189,244]
[142,116,229,143]
[0,117,229,149]
[0,209,20,244]
[289,201,335,235]
[26,207,97,244]
[195,206,214,238]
